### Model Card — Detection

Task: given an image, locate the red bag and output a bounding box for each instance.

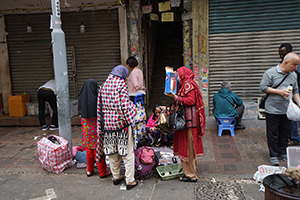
[37,135,72,174]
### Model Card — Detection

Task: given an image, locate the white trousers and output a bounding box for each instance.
[108,126,135,184]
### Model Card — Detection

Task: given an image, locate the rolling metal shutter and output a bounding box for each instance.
[5,9,120,102]
[5,13,53,102]
[208,0,300,112]
[61,9,121,93]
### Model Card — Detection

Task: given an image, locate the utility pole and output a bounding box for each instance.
[50,0,72,154]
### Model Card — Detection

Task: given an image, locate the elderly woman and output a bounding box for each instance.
[97,65,138,190]
[165,66,206,182]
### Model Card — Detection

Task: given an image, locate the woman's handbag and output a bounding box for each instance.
[259,74,289,109]
[170,97,186,131]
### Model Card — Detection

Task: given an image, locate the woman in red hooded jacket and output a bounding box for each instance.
[165,66,206,182]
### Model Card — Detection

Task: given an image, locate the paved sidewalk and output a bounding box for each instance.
[0,117,277,199]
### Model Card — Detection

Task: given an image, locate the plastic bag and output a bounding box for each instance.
[287,99,300,121]
[37,135,72,174]
[253,165,286,184]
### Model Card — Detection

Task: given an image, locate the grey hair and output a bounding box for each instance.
[221,81,231,89]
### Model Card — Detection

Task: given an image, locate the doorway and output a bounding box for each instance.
[148,21,183,111]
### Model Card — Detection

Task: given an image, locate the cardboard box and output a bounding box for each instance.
[287,147,300,168]
[26,102,50,116]
[242,101,259,120]
[8,94,30,117]
[164,67,178,94]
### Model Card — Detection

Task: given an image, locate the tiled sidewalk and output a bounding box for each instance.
[0,126,82,172]
[0,121,285,177]
[197,126,288,176]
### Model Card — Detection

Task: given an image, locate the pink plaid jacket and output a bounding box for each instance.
[97,74,136,133]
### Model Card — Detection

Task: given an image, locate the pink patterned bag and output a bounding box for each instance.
[37,135,72,174]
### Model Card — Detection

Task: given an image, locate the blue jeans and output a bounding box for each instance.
[290,121,300,142]
[146,127,174,143]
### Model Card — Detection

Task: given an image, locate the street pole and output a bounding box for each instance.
[50,0,72,154]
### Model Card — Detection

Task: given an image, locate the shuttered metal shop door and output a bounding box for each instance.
[5,9,120,102]
[61,9,120,94]
[209,0,300,112]
[5,13,53,102]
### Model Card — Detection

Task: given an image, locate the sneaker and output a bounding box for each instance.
[42,125,49,131]
[49,125,59,130]
[270,157,280,166]
[235,124,245,130]
[278,154,287,162]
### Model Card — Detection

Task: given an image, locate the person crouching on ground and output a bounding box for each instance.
[165,66,206,182]
[146,104,173,147]
[97,65,138,190]
[213,81,245,130]
[78,79,111,178]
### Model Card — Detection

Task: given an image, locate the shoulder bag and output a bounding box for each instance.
[259,73,289,109]
[170,97,186,130]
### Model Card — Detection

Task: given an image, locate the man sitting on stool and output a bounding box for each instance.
[213,81,245,130]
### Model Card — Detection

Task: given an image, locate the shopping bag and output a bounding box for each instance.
[287,99,300,121]
[37,135,72,174]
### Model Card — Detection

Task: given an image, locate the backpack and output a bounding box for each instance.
[138,146,155,164]
[135,146,157,178]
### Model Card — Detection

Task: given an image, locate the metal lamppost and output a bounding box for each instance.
[50,0,72,153]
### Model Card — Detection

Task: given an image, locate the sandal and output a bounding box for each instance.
[113,177,124,185]
[100,169,112,179]
[180,176,197,182]
[87,171,93,177]
[126,181,138,190]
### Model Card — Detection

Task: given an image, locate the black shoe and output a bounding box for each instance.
[235,124,245,130]
[42,125,49,131]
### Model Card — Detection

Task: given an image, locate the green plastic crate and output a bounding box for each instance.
[156,163,184,180]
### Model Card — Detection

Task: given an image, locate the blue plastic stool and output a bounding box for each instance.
[217,117,236,137]
[134,94,144,105]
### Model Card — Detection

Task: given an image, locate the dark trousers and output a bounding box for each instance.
[38,89,58,126]
[265,113,291,157]
[235,105,245,126]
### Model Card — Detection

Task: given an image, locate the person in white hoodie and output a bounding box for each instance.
[37,79,58,131]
